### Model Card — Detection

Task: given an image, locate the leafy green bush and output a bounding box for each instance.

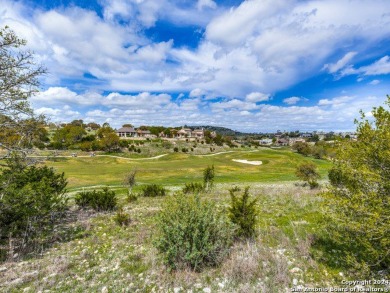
[0,159,68,259]
[320,96,390,275]
[228,187,258,238]
[91,187,117,211]
[75,187,117,211]
[182,182,204,194]
[127,192,138,202]
[74,190,95,208]
[114,208,131,227]
[154,194,235,271]
[142,184,167,197]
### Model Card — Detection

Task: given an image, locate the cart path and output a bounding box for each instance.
[28,154,168,160]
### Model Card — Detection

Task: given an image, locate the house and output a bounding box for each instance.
[116,127,137,138]
[137,130,152,138]
[259,138,273,145]
[300,132,313,138]
[288,138,306,146]
[176,128,192,138]
[276,138,289,146]
[192,128,204,138]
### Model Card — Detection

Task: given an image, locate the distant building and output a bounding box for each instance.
[192,128,205,138]
[276,138,289,146]
[259,138,273,145]
[288,138,306,146]
[116,127,137,137]
[300,133,313,138]
[176,128,192,138]
[116,127,154,138]
[176,127,205,139]
[137,130,152,138]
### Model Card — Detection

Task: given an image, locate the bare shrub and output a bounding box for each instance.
[222,238,291,292]
[222,241,261,283]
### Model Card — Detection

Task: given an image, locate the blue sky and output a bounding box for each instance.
[1,0,390,132]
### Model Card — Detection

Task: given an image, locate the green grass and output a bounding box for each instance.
[44,148,331,188]
[0,183,343,292]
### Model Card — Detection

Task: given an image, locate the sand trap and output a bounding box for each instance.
[232,159,262,165]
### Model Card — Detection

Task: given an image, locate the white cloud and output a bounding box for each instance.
[35,106,80,120]
[2,0,390,97]
[100,0,134,21]
[30,87,386,132]
[35,107,62,116]
[240,110,251,116]
[359,56,390,76]
[212,99,259,112]
[180,98,201,111]
[339,55,390,77]
[203,0,390,94]
[100,0,163,27]
[2,0,390,132]
[206,0,290,46]
[103,92,172,108]
[189,88,205,98]
[245,92,270,103]
[283,97,301,105]
[369,79,380,85]
[318,96,353,106]
[323,51,357,73]
[197,0,217,11]
[32,87,100,106]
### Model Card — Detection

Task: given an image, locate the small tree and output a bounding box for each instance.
[99,130,120,152]
[203,165,215,191]
[295,162,320,188]
[0,26,46,159]
[321,96,390,274]
[228,187,258,238]
[123,170,136,194]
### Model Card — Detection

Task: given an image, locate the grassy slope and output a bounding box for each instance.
[0,148,339,292]
[1,184,344,293]
[44,148,331,189]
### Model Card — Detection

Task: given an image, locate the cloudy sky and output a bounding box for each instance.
[1,0,390,132]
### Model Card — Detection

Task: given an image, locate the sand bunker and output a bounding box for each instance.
[232,159,262,165]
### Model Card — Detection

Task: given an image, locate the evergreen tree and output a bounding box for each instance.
[228,187,258,238]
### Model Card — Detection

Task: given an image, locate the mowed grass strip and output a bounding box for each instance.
[44,148,331,188]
